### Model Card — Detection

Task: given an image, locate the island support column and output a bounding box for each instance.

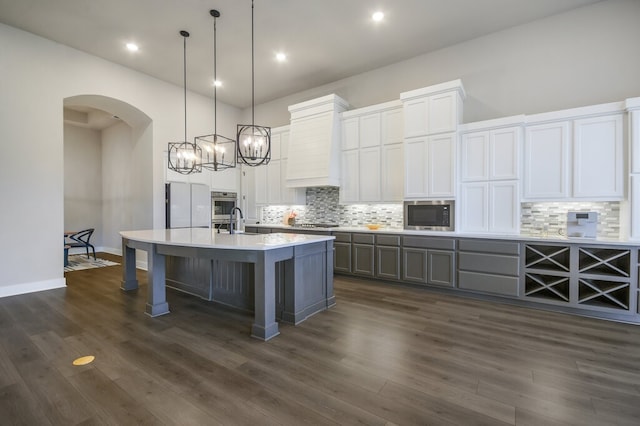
[251,250,280,341]
[120,238,138,291]
[145,244,170,317]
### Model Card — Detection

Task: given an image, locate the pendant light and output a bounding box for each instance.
[196,10,236,171]
[237,0,271,167]
[168,30,202,175]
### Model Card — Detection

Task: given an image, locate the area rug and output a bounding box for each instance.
[65,255,119,272]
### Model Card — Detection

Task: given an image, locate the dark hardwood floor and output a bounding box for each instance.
[2,253,640,425]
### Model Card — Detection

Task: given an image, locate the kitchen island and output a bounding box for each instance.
[120,228,335,341]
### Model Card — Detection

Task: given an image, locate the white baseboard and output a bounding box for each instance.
[0,278,66,299]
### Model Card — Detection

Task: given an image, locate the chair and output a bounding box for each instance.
[67,228,96,260]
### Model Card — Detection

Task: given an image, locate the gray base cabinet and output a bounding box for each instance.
[241,226,640,324]
[401,236,455,287]
[402,248,427,284]
[334,242,352,273]
[377,246,401,280]
[376,235,401,280]
[458,239,521,296]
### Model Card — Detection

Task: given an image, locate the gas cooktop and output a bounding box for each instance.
[293,223,340,228]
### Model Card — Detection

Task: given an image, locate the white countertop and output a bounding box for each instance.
[249,224,640,246]
[120,228,334,251]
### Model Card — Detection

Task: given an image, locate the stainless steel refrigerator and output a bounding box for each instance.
[165,182,211,228]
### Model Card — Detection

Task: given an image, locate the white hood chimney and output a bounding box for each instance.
[286,94,349,187]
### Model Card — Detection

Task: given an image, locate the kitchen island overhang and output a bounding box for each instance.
[120,229,335,341]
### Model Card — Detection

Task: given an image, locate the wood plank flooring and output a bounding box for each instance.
[2,252,640,425]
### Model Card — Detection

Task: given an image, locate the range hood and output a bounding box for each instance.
[286,94,349,188]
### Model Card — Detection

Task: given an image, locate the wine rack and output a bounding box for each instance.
[522,244,635,314]
[524,244,571,303]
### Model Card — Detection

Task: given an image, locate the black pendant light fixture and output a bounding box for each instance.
[196,10,236,171]
[168,30,202,175]
[237,0,271,167]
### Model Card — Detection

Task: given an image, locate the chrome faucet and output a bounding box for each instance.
[229,207,244,234]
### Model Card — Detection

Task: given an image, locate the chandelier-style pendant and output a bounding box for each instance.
[168,141,202,174]
[196,9,236,172]
[237,124,271,167]
[236,0,271,167]
[167,30,201,175]
[197,133,236,171]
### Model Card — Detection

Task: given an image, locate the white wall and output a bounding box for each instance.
[0,23,241,297]
[63,124,103,248]
[245,0,640,127]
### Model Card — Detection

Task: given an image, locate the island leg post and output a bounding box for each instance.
[145,244,170,317]
[120,238,139,291]
[251,252,280,341]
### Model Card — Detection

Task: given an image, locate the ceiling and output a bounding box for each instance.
[1,0,602,109]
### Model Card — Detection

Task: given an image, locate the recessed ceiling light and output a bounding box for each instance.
[126,42,139,52]
[213,80,222,87]
[275,52,287,62]
[372,11,384,22]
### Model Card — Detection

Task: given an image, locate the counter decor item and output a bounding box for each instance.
[286,210,297,226]
[366,224,381,230]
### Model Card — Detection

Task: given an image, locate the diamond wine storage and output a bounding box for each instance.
[523,243,638,316]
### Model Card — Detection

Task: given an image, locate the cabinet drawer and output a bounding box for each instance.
[333,232,352,243]
[403,236,455,250]
[459,239,520,255]
[458,271,519,296]
[353,233,375,244]
[458,252,520,276]
[376,234,401,246]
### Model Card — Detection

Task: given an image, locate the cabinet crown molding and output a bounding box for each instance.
[459,115,526,133]
[288,94,349,119]
[525,101,624,125]
[341,100,402,118]
[400,79,466,101]
[625,97,640,111]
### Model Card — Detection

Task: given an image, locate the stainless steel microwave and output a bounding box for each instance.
[404,200,455,231]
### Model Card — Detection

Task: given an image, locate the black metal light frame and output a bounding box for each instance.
[237,0,271,167]
[168,30,202,175]
[196,10,237,172]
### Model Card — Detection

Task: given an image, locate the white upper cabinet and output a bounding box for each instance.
[381,143,404,202]
[360,113,381,148]
[382,108,404,145]
[523,121,571,200]
[630,108,640,174]
[523,104,624,201]
[573,114,623,199]
[461,124,521,183]
[340,149,359,203]
[342,117,359,151]
[400,80,464,200]
[491,127,520,180]
[459,119,522,234]
[340,101,403,203]
[461,132,490,182]
[400,80,465,138]
[404,134,455,199]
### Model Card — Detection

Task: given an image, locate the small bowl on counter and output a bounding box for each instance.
[365,224,382,230]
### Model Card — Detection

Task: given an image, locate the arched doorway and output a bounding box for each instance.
[63,95,153,255]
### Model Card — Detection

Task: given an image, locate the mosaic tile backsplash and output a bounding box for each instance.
[521,202,620,238]
[261,188,621,238]
[261,187,404,228]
